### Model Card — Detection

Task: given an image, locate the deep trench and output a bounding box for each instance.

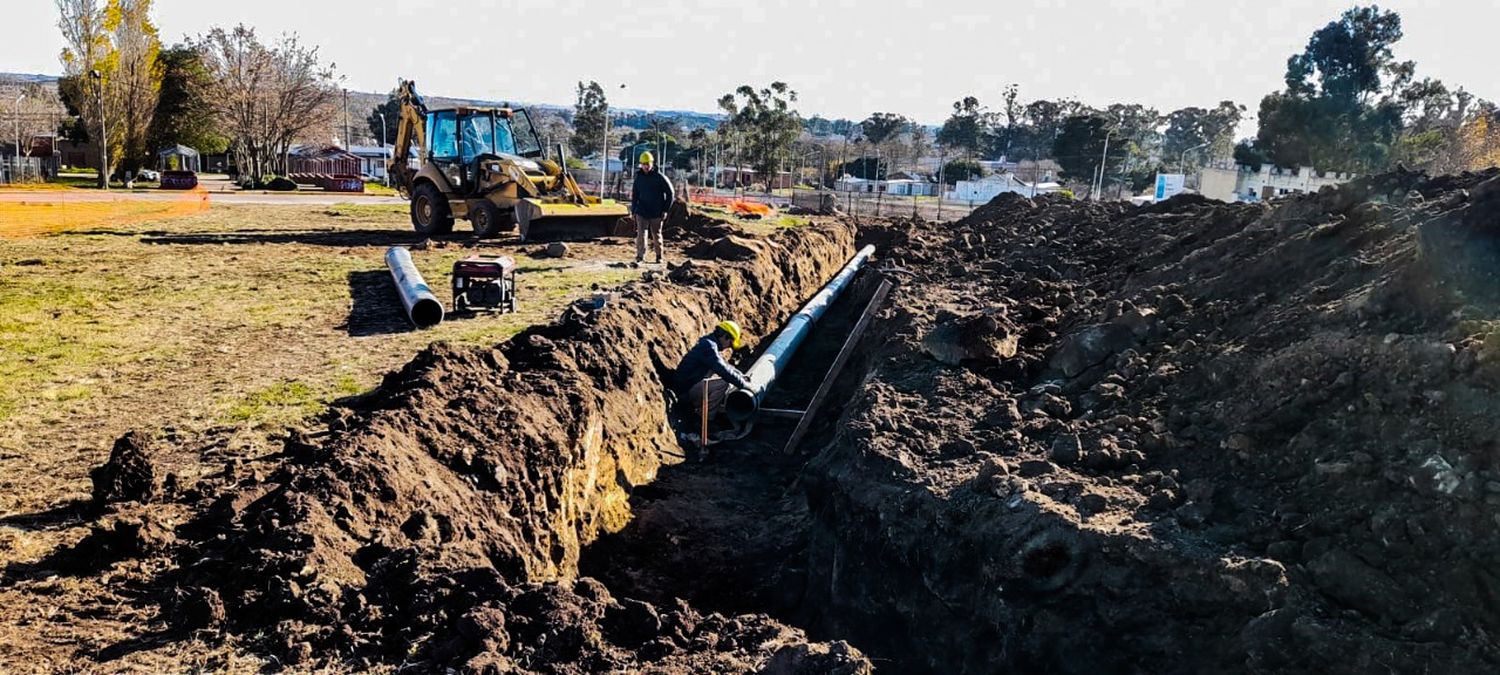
[577,267,897,666]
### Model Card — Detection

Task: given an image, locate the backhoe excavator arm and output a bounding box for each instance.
[388,79,428,197]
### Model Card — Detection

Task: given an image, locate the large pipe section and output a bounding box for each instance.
[726,245,876,422]
[385,246,445,328]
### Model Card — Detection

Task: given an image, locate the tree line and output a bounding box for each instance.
[54,0,342,186]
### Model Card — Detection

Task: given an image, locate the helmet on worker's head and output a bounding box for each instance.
[715,320,744,349]
[638,151,654,166]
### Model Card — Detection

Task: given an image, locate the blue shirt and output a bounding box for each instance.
[671,335,752,395]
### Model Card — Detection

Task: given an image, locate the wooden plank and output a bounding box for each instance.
[781,279,893,455]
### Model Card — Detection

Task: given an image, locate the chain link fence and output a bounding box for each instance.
[0,156,54,184]
[573,174,988,224]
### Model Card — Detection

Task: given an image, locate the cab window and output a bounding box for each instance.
[459,114,494,163]
[511,110,542,157]
[429,111,457,160]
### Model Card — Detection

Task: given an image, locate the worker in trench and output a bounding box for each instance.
[669,320,752,447]
[630,151,675,265]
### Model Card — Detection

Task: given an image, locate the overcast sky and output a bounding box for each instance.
[7,0,1494,137]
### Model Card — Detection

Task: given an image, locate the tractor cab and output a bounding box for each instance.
[424,106,545,196]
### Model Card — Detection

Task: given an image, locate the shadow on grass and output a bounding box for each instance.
[342,269,417,337]
[136,228,432,248]
[0,498,92,531]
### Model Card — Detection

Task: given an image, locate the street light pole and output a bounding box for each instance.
[378,111,388,186]
[89,69,107,190]
[1180,141,1211,190]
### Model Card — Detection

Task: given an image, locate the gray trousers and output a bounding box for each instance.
[635,215,664,262]
[686,377,730,421]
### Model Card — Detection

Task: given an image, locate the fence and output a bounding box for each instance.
[571,176,989,224]
[0,156,57,184]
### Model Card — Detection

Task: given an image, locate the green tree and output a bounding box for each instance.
[1233,140,1270,170]
[942,158,983,182]
[58,0,166,184]
[148,44,227,156]
[716,81,801,187]
[366,88,399,149]
[1162,101,1245,170]
[1256,5,1411,172]
[937,96,992,159]
[570,81,607,157]
[1052,114,1125,189]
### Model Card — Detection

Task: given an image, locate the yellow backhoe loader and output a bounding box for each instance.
[387,80,629,240]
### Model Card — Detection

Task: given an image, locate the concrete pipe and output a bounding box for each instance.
[385,246,444,328]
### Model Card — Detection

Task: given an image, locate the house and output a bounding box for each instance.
[589,157,624,174]
[711,166,792,189]
[833,173,938,196]
[945,173,1060,202]
[1199,162,1355,202]
[348,145,392,179]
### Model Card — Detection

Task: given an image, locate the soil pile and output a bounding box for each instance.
[148,216,868,671]
[801,169,1500,672]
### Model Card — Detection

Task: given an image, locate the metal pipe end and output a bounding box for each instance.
[725,388,758,423]
[410,298,444,328]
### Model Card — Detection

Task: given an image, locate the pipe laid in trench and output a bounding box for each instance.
[725,244,876,422]
[385,246,445,328]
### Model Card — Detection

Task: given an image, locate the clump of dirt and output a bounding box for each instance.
[89,430,163,507]
[141,215,867,670]
[797,168,1500,672]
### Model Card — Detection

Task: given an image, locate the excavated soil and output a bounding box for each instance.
[52,213,871,673]
[44,168,1500,673]
[789,168,1500,673]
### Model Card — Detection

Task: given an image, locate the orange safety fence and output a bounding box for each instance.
[0,186,211,239]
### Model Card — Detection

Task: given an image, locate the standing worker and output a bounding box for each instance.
[671,320,752,425]
[630,151,675,264]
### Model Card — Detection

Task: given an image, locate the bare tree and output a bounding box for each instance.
[197,24,338,182]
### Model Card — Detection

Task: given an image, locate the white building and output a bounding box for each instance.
[945,173,1060,202]
[349,145,392,179]
[1200,163,1355,202]
[832,174,938,196]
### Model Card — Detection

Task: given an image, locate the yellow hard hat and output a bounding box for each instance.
[716,320,744,349]
[638,151,654,166]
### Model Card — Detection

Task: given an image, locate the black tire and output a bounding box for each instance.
[470,200,510,238]
[410,182,454,235]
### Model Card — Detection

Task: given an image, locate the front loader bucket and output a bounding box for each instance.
[516,199,631,242]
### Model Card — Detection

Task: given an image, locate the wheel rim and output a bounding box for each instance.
[476,209,490,232]
[417,197,432,225]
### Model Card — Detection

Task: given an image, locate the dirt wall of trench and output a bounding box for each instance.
[157,219,865,670]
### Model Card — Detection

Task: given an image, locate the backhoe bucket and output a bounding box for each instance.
[515,199,631,242]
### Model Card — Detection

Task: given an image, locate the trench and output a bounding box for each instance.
[578,267,894,663]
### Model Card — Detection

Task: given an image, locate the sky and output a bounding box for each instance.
[7,0,1496,138]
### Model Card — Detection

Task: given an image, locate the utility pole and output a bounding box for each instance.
[13,92,24,182]
[600,83,627,199]
[343,88,350,148]
[1094,128,1115,201]
[89,69,107,190]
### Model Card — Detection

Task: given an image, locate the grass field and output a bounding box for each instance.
[0,201,648,517]
[0,198,697,671]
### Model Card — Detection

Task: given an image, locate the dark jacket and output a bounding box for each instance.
[671,335,752,395]
[631,169,676,220]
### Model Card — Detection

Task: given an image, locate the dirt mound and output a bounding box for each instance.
[153,220,865,670]
[800,169,1500,672]
[90,430,163,507]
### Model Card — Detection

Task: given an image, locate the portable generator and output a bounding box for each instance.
[451,254,517,313]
